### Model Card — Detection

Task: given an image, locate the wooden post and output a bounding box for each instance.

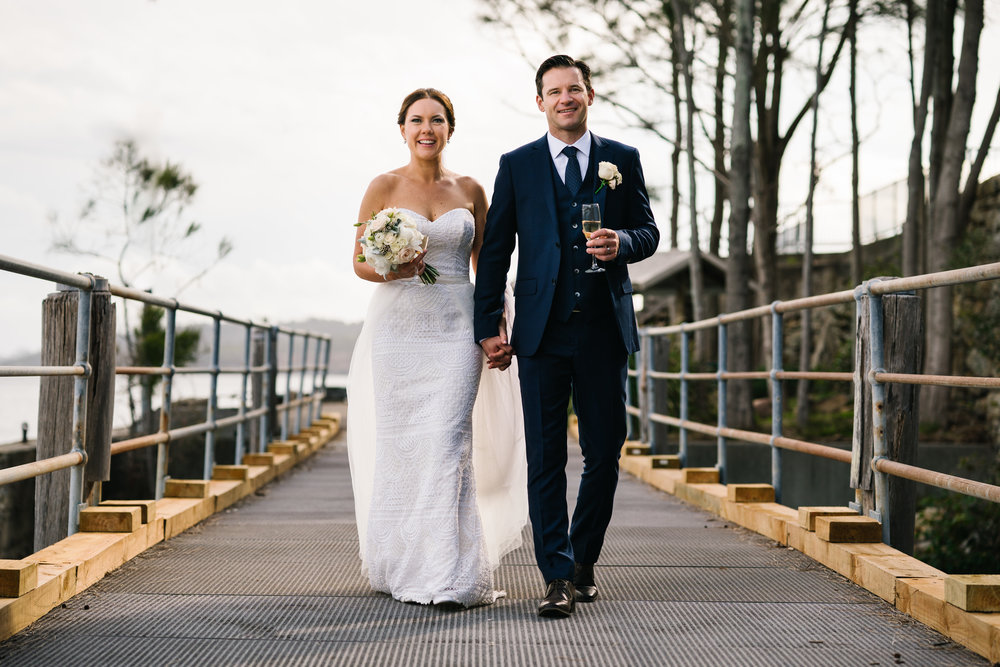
[267,327,279,439]
[651,334,671,454]
[85,282,115,500]
[250,330,265,453]
[34,282,115,551]
[851,281,921,554]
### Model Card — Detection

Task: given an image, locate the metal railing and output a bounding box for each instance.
[628,261,1000,546]
[0,253,331,536]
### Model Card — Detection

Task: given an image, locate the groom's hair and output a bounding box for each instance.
[535,55,592,96]
[397,88,456,132]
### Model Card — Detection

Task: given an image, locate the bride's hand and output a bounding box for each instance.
[391,253,426,280]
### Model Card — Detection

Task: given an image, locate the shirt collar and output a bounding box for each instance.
[546,131,592,161]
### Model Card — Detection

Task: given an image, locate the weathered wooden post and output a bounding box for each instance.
[851,279,921,554]
[34,279,115,551]
[250,329,265,453]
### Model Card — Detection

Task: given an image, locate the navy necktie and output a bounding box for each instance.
[561,146,582,193]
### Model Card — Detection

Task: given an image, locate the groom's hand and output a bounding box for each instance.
[586,228,620,262]
[480,335,514,372]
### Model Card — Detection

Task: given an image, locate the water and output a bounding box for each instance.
[0,373,348,445]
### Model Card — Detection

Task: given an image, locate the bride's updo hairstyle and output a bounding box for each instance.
[397,88,456,134]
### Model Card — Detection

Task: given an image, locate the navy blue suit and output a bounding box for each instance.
[474,133,659,583]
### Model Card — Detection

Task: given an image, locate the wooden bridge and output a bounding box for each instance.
[0,413,994,665]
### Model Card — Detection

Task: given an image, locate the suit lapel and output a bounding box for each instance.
[528,135,558,229]
[591,133,608,211]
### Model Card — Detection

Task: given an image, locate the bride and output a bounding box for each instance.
[347,88,527,607]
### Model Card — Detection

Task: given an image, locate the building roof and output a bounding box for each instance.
[629,249,729,292]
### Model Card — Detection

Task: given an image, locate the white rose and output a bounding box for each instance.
[597,161,623,190]
[369,213,388,232]
[373,232,385,247]
[382,230,397,244]
[397,246,417,264]
[397,226,416,244]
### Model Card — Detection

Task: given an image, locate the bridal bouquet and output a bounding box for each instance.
[355,208,439,284]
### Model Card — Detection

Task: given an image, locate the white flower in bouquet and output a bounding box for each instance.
[355,208,439,284]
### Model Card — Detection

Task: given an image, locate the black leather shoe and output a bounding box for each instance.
[537,579,576,617]
[574,563,598,602]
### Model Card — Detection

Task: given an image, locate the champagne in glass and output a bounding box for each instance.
[581,203,604,273]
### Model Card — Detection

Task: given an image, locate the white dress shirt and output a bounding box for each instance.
[546,131,591,186]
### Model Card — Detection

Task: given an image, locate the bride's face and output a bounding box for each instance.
[400,98,452,159]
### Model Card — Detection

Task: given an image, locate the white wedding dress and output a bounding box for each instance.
[347,207,527,607]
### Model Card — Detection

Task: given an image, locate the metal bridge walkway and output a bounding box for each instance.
[0,428,988,665]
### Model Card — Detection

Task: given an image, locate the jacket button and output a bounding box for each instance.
[571,223,578,229]
[574,291,581,298]
[574,269,580,274]
[572,202,578,207]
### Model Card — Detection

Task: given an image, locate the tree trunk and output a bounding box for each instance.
[672,0,709,361]
[903,0,932,278]
[671,29,682,250]
[797,0,831,430]
[710,0,732,257]
[848,0,862,287]
[725,0,755,429]
[923,0,983,425]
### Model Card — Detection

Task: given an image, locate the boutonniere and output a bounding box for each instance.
[595,161,623,193]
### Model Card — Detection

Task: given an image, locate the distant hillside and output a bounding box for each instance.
[0,319,363,375]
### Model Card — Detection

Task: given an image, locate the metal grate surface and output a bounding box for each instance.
[1,428,988,666]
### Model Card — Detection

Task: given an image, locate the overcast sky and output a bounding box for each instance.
[1,0,998,356]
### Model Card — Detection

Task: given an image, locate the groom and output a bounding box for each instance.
[474,55,659,617]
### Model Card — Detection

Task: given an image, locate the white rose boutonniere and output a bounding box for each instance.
[596,161,623,194]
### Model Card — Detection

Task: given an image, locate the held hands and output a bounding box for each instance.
[586,228,620,262]
[481,318,514,372]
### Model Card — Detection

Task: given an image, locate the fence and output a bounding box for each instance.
[628,261,1000,548]
[0,253,331,540]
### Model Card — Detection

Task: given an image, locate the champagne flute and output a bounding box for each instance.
[582,203,604,273]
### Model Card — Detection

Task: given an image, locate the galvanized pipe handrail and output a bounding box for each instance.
[1,253,333,543]
[873,458,1000,504]
[651,414,853,464]
[632,259,1000,537]
[0,366,85,377]
[643,289,857,336]
[0,253,94,290]
[868,261,1000,295]
[0,451,86,487]
[650,370,852,382]
[874,372,1000,389]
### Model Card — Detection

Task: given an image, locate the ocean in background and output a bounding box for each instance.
[0,373,348,446]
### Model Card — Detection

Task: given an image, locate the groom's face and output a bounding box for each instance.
[536,66,594,143]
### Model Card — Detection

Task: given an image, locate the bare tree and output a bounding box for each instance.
[795,0,832,430]
[51,138,233,427]
[671,0,709,360]
[725,0,755,428]
[902,0,930,278]
[848,0,862,288]
[709,0,733,256]
[921,0,997,425]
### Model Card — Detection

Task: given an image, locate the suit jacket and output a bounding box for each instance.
[474,133,659,357]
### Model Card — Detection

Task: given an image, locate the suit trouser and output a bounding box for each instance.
[517,311,628,584]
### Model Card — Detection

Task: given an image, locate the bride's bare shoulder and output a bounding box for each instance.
[363,172,405,199]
